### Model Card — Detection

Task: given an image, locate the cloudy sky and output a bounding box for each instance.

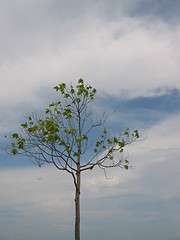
[0,0,180,239]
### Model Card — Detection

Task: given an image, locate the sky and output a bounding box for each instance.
[0,0,180,239]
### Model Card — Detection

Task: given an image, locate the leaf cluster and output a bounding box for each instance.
[92,128,140,170]
[9,78,140,174]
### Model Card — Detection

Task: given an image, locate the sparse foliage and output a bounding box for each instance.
[9,79,140,240]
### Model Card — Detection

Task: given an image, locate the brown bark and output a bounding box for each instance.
[75,170,81,240]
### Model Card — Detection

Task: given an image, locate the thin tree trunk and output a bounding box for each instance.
[75,170,81,240]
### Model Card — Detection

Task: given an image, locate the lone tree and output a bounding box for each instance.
[9,79,140,240]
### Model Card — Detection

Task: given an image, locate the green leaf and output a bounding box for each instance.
[21,123,27,128]
[74,152,80,157]
[28,125,38,133]
[70,86,75,94]
[107,139,112,144]
[119,139,125,147]
[78,78,84,84]
[124,129,129,135]
[134,130,139,138]
[12,133,19,139]
[76,98,81,103]
[11,148,18,155]
[60,140,65,146]
[96,141,102,148]
[45,108,50,114]
[49,102,55,107]
[64,93,70,98]
[77,90,83,96]
[71,128,77,134]
[82,134,88,140]
[76,137,82,143]
[53,86,59,91]
[18,139,25,149]
[59,82,66,89]
[92,88,96,94]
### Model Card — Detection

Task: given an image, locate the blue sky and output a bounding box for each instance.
[0,0,180,239]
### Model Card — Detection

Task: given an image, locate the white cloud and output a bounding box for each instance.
[0,4,180,108]
[0,1,180,138]
[0,18,179,141]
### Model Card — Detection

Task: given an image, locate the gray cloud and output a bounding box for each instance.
[0,1,180,239]
[0,114,180,239]
[131,0,180,23]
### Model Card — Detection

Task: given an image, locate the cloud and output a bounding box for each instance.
[0,166,75,240]
[0,1,180,238]
[132,0,180,23]
[1,11,180,138]
[0,114,180,239]
[1,1,180,108]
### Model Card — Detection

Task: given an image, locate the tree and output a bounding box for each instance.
[9,79,140,240]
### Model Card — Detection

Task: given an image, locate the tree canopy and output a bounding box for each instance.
[10,79,139,174]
